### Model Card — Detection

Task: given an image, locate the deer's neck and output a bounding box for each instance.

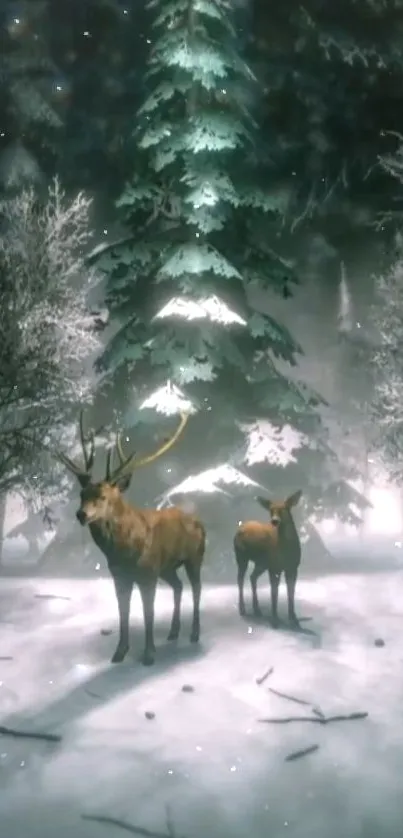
[89,497,148,558]
[278,515,299,545]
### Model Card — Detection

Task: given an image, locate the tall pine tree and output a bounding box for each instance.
[93,0,367,535]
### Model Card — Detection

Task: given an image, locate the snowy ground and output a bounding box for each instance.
[0,566,403,838]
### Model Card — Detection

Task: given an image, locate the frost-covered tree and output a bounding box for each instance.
[90,0,367,534]
[0,0,64,193]
[368,236,403,478]
[0,178,100,506]
[355,135,403,480]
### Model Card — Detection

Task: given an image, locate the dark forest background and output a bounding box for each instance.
[1,0,403,579]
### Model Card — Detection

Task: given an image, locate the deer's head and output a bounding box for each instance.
[256,490,302,527]
[57,411,189,527]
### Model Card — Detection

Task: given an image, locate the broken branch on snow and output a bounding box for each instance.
[0,725,62,742]
[268,687,311,707]
[256,667,274,685]
[268,686,325,718]
[285,744,320,762]
[258,712,368,725]
[34,594,71,601]
[81,811,178,838]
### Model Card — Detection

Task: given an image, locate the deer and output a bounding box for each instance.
[57,411,206,666]
[234,491,302,629]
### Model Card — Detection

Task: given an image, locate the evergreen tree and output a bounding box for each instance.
[47,0,147,194]
[251,0,403,237]
[0,0,66,193]
[93,0,367,531]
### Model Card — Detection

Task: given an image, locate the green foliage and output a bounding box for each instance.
[0,1,64,193]
[94,0,366,522]
[250,0,403,232]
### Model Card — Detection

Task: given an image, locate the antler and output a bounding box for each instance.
[103,427,135,482]
[57,410,100,479]
[108,412,189,486]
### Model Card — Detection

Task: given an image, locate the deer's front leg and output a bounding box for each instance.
[138,576,157,666]
[111,575,133,663]
[285,568,300,628]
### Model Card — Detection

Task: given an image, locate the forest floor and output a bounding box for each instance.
[0,561,402,838]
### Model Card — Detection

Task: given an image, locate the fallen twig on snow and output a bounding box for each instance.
[268,687,325,718]
[0,656,13,661]
[256,667,274,685]
[285,744,319,762]
[81,813,177,838]
[268,687,311,707]
[258,712,368,725]
[84,689,103,700]
[34,594,71,601]
[0,725,61,742]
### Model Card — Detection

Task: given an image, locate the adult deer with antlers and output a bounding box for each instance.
[234,491,302,628]
[58,412,206,666]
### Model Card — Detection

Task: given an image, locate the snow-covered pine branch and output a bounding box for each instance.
[0,177,101,499]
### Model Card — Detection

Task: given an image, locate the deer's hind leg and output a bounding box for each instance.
[250,561,266,617]
[184,560,201,643]
[234,542,248,616]
[160,567,183,642]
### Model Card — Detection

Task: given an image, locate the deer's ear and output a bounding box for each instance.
[256,496,271,511]
[286,490,302,508]
[115,474,132,493]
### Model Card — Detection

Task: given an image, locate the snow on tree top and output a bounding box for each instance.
[157,463,264,508]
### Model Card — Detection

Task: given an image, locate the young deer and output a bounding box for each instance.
[57,411,206,666]
[234,491,302,628]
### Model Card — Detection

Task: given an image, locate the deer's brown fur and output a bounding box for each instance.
[82,486,204,571]
[58,412,206,666]
[234,491,302,628]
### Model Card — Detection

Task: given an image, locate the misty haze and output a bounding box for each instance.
[1,1,403,837]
